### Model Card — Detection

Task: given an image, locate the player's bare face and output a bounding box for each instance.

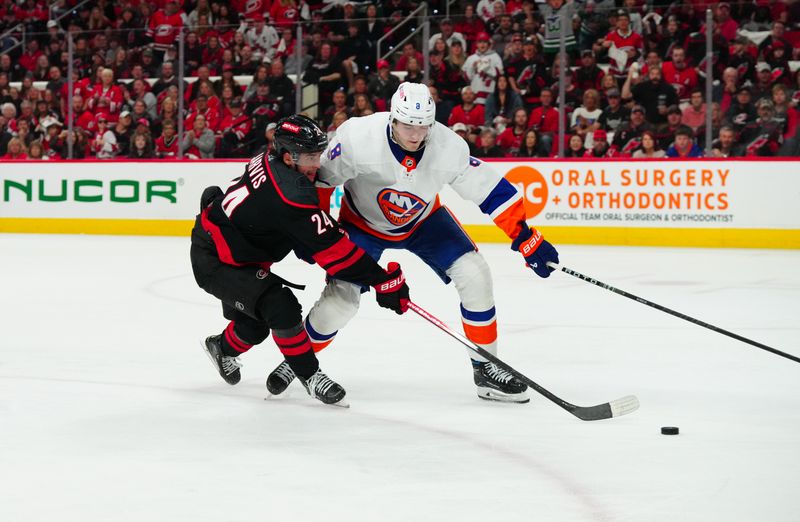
[393,122,430,151]
[294,152,323,181]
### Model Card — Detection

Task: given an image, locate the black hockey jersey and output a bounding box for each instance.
[195,152,388,287]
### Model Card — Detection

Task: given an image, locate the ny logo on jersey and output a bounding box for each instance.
[377,189,426,226]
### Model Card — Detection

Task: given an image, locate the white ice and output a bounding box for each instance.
[1,234,799,522]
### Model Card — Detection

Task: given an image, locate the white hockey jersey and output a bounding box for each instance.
[318,112,526,241]
[462,50,504,104]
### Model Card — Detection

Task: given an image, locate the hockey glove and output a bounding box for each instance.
[373,262,410,315]
[511,226,559,278]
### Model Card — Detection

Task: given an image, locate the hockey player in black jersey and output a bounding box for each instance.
[190,114,410,406]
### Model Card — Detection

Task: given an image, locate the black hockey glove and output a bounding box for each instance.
[372,262,410,315]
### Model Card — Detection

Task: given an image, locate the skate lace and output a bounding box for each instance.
[306,370,336,397]
[274,361,295,382]
[221,356,242,375]
[485,362,514,384]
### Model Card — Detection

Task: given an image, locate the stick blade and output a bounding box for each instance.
[570,395,640,421]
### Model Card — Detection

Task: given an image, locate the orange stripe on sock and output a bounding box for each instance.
[311,339,334,353]
[462,321,498,345]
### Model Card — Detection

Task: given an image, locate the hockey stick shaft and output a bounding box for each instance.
[408,301,639,421]
[548,263,800,365]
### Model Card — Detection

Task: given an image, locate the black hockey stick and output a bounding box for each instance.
[408,301,640,421]
[548,262,800,365]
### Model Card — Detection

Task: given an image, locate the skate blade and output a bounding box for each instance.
[477,387,530,404]
[327,398,350,408]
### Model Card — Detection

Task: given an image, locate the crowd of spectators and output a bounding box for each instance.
[1,0,800,160]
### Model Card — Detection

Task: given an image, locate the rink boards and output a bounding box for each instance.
[1,158,799,249]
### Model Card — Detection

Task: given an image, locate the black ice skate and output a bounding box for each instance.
[202,335,242,385]
[472,360,529,403]
[298,369,348,407]
[266,360,295,395]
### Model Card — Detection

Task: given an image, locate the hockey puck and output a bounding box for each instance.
[661,426,679,435]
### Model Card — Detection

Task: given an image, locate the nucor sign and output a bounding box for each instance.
[2,178,178,204]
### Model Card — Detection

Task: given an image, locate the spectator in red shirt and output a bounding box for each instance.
[147,0,185,55]
[661,47,698,102]
[603,9,643,85]
[394,42,425,72]
[447,86,485,143]
[2,137,27,159]
[270,0,300,30]
[19,40,44,73]
[527,87,559,152]
[455,3,486,47]
[715,2,739,42]
[155,120,179,158]
[88,68,124,120]
[186,94,220,133]
[496,108,529,154]
[218,98,253,158]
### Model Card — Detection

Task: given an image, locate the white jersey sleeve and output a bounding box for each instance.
[318,118,360,188]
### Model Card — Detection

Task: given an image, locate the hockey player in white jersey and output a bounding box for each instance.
[267,82,559,403]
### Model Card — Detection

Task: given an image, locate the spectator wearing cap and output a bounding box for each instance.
[664,126,702,158]
[598,87,629,133]
[715,2,738,41]
[502,32,523,64]
[655,105,684,150]
[429,18,467,52]
[154,120,179,158]
[603,8,643,85]
[455,4,487,47]
[367,59,400,113]
[611,104,652,156]
[463,31,504,105]
[218,98,253,158]
[740,98,784,156]
[681,89,707,132]
[497,107,529,154]
[508,37,547,110]
[571,89,602,146]
[538,0,579,63]
[623,65,678,125]
[91,114,119,159]
[632,130,666,158]
[448,86,485,143]
[182,113,215,159]
[146,0,184,56]
[452,122,470,144]
[753,63,775,102]
[584,129,615,158]
[139,49,159,78]
[484,74,523,130]
[576,50,605,92]
[113,111,134,157]
[661,47,698,102]
[724,85,757,135]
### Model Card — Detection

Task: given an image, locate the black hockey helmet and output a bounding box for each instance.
[273,114,328,158]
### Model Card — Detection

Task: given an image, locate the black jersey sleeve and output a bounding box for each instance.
[279,205,389,288]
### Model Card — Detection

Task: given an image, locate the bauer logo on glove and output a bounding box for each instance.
[511,226,560,279]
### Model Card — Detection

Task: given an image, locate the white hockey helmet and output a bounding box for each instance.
[390,82,436,127]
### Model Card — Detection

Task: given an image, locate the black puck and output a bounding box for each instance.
[661,426,679,435]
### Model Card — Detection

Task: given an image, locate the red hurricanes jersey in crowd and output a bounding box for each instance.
[185,106,220,132]
[147,10,184,51]
[447,104,485,129]
[155,135,179,158]
[88,84,125,116]
[219,113,253,140]
[661,61,698,100]
[605,29,643,78]
[233,0,267,23]
[269,2,299,28]
[496,127,525,153]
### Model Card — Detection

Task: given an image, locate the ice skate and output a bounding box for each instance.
[298,369,348,407]
[202,335,242,385]
[473,360,529,403]
[266,360,295,395]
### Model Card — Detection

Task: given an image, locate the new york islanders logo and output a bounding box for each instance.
[377,189,426,226]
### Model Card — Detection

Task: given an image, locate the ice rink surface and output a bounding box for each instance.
[1,233,799,522]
